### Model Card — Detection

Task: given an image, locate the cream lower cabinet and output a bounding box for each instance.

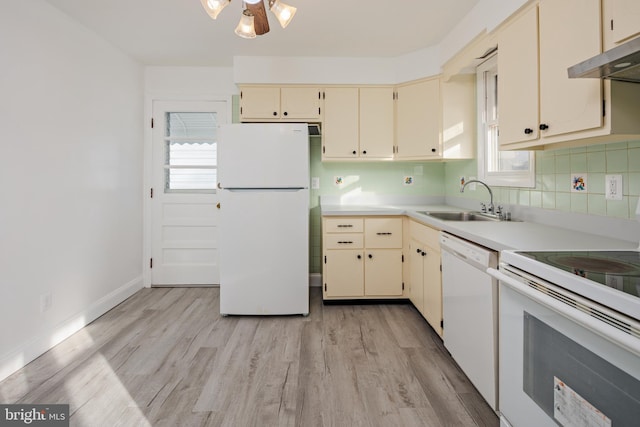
[408,220,442,337]
[322,216,403,300]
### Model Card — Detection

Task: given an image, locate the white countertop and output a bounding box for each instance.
[321,202,638,252]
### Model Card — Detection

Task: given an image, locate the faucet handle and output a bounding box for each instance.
[479,202,487,213]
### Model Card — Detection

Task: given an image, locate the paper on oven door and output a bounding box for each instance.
[553,377,611,427]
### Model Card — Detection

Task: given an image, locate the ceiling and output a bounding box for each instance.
[44,0,480,67]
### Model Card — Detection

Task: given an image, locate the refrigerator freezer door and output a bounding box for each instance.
[219,188,309,315]
[218,123,309,189]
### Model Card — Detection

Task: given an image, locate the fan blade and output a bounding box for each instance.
[246,1,270,35]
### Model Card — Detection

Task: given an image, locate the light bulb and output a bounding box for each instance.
[200,0,230,20]
[270,0,296,28]
[235,9,257,39]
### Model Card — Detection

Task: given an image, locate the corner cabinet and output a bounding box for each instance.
[239,86,322,121]
[395,76,475,160]
[322,87,395,160]
[322,216,404,300]
[408,220,442,337]
[497,1,640,150]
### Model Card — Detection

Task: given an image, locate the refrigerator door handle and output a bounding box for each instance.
[224,188,307,192]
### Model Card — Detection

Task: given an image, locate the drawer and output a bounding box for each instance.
[324,217,364,233]
[324,233,364,249]
[365,217,402,248]
[409,220,440,249]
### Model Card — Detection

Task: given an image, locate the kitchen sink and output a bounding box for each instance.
[418,211,503,222]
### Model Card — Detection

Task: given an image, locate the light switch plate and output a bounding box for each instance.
[605,174,623,200]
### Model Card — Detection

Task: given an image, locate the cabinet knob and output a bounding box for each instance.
[539,123,549,131]
[368,254,373,259]
[431,148,437,153]
[283,111,288,116]
[416,248,421,253]
[273,112,278,116]
[362,150,367,155]
[421,251,427,257]
[352,150,357,155]
[357,254,362,259]
[524,128,533,135]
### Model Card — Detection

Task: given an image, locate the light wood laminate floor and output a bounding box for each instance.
[0,288,498,426]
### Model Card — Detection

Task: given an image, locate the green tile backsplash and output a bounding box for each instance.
[444,141,640,221]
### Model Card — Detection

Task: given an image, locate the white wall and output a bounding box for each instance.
[145,66,237,95]
[0,0,144,381]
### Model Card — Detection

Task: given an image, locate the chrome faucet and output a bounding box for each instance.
[461,179,494,214]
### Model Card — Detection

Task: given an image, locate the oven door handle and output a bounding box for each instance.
[487,267,640,357]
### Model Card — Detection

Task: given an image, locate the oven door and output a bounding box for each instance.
[491,267,640,427]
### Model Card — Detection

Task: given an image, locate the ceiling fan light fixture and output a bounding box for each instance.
[269,0,296,28]
[235,9,257,39]
[200,0,230,20]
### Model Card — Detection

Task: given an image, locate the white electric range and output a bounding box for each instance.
[489,249,640,427]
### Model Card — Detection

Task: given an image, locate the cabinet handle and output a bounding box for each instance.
[368,254,373,259]
[416,248,421,253]
[524,128,533,135]
[273,111,278,116]
[357,254,362,259]
[352,150,357,155]
[362,150,367,155]
[337,224,353,228]
[337,241,353,244]
[539,123,549,131]
[376,232,392,236]
[422,251,427,257]
[431,148,437,153]
[283,111,288,116]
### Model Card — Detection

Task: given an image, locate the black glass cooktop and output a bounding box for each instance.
[519,250,640,298]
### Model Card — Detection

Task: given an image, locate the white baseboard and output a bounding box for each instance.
[0,276,143,382]
[309,273,322,287]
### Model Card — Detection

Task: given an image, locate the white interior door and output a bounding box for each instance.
[151,100,227,285]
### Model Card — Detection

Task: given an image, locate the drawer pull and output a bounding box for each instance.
[376,232,392,235]
[337,241,354,244]
[337,224,353,228]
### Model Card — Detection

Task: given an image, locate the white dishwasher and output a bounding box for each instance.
[440,232,499,411]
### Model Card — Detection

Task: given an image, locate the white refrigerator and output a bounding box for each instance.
[217,123,309,315]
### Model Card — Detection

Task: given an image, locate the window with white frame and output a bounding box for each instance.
[477,55,535,187]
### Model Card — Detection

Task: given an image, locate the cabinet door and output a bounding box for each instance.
[323,88,359,158]
[608,0,640,45]
[359,87,394,159]
[422,245,442,337]
[409,241,425,314]
[539,0,602,138]
[324,250,364,297]
[395,79,441,159]
[240,87,280,119]
[280,87,322,120]
[498,6,540,146]
[365,249,403,296]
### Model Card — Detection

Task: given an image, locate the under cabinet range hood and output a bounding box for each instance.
[568,37,640,83]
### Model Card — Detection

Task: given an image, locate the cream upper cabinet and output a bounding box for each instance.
[322,87,394,160]
[497,5,540,145]
[322,88,359,159]
[359,87,395,159]
[239,86,322,121]
[538,0,603,139]
[605,0,640,47]
[395,78,441,159]
[496,1,640,149]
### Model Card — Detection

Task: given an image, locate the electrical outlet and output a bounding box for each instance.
[605,175,623,200]
[311,177,320,190]
[40,292,52,313]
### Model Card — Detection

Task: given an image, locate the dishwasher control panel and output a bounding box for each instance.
[440,233,497,269]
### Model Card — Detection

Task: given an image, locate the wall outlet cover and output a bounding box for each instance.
[605,174,623,200]
[311,177,320,190]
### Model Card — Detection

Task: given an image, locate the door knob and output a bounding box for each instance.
[216,202,221,209]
